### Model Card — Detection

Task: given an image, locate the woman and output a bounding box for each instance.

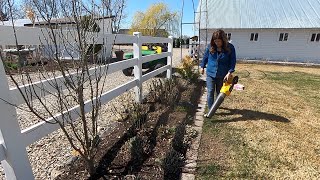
[200,29,236,109]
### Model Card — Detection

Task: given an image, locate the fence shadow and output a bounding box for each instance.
[214,108,290,123]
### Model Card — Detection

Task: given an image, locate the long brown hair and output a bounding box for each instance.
[210,29,230,54]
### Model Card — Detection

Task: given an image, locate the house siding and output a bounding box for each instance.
[97,18,113,33]
[200,28,320,63]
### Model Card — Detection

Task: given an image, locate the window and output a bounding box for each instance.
[279,33,283,41]
[284,33,288,41]
[279,33,289,41]
[311,33,316,42]
[250,33,254,41]
[250,33,259,41]
[225,33,231,40]
[311,33,320,42]
[255,33,259,41]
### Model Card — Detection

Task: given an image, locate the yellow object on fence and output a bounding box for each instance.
[155,46,162,53]
[142,46,149,50]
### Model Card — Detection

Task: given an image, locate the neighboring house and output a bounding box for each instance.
[1,16,114,60]
[23,16,114,33]
[118,29,131,34]
[196,0,320,63]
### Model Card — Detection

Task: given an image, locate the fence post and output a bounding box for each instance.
[167,36,173,79]
[133,32,143,103]
[0,58,34,179]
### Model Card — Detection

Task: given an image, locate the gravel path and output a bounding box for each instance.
[0,48,188,180]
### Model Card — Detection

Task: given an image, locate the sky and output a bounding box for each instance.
[122,0,198,37]
[13,0,197,37]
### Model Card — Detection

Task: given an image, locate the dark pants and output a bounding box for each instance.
[206,76,224,109]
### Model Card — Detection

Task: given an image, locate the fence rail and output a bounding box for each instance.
[0,144,5,161]
[0,27,173,180]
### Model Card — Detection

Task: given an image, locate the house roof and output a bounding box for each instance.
[1,19,32,26]
[196,0,320,29]
[0,16,114,27]
[23,15,115,26]
[118,29,167,34]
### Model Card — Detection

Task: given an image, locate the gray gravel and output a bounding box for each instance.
[0,48,188,180]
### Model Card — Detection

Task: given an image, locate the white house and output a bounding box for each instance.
[196,0,320,63]
[1,16,114,60]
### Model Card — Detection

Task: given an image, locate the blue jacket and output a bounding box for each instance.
[200,43,236,78]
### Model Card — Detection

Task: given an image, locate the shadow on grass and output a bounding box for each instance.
[214,108,290,123]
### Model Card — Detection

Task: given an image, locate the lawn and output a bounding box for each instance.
[196,63,320,179]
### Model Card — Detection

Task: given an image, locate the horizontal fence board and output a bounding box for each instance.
[141,52,171,64]
[9,58,138,105]
[21,106,82,146]
[21,79,138,146]
[104,58,137,74]
[141,65,170,82]
[9,75,70,106]
[140,36,172,44]
[0,143,5,161]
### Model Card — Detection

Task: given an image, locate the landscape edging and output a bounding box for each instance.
[181,75,207,180]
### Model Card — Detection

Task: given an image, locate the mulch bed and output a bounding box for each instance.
[56,77,204,180]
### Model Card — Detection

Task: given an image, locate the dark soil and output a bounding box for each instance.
[56,78,204,180]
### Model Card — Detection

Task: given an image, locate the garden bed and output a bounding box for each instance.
[56,77,204,179]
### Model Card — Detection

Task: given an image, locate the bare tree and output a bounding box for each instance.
[104,0,126,33]
[0,0,9,21]
[1,0,24,21]
[1,0,125,175]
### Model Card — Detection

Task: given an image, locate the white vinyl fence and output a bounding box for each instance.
[0,26,173,180]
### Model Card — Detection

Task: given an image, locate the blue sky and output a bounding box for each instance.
[15,0,197,37]
[122,0,198,37]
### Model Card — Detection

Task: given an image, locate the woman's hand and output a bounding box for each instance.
[224,72,233,82]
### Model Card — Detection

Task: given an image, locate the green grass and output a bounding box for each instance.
[266,71,320,112]
[198,117,287,179]
[197,164,223,179]
[199,117,260,179]
[197,66,320,179]
[267,71,320,89]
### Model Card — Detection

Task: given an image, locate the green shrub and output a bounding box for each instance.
[162,149,185,179]
[172,123,188,154]
[177,55,200,82]
[148,78,179,106]
[3,62,18,70]
[130,136,145,163]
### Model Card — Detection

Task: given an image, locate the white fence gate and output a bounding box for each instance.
[0,26,173,180]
